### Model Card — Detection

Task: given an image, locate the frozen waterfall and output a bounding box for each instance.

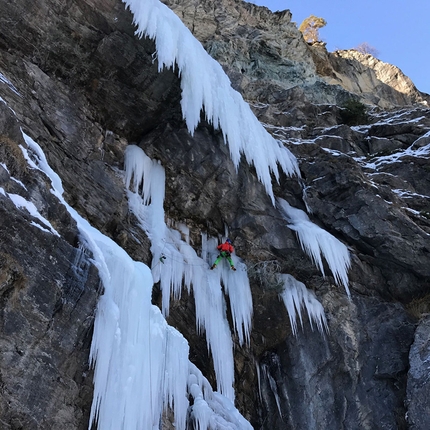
[20,133,252,430]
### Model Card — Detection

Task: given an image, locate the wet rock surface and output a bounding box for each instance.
[0,0,429,429]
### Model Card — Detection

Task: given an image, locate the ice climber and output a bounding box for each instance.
[211,238,236,271]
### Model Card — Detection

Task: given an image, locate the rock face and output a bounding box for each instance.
[407,316,430,429]
[0,103,99,429]
[163,0,317,92]
[322,48,430,108]
[0,0,429,429]
[162,0,430,108]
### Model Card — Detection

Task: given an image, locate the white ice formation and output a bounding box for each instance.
[19,133,252,430]
[0,0,366,426]
[279,274,328,336]
[121,0,300,203]
[124,144,253,402]
[277,198,351,297]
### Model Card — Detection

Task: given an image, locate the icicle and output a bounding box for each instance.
[21,133,191,430]
[188,363,253,430]
[220,258,253,345]
[279,274,328,336]
[277,198,351,297]
[124,145,255,401]
[176,222,190,244]
[121,0,300,204]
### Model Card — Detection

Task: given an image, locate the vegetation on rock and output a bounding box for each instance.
[299,15,327,43]
[354,42,380,57]
[339,98,369,125]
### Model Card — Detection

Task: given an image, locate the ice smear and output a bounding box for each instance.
[10,176,28,190]
[121,0,299,203]
[21,135,64,194]
[279,274,328,335]
[7,192,60,236]
[125,144,253,400]
[0,72,21,96]
[277,198,351,297]
[393,189,430,199]
[260,363,282,418]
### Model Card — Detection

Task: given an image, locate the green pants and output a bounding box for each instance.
[213,251,234,268]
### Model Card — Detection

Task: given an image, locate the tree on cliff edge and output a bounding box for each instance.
[299,15,327,43]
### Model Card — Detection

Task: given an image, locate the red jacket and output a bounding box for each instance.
[217,242,234,254]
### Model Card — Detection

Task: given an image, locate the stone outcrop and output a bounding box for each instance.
[163,0,317,91]
[162,0,429,108]
[0,0,430,429]
[320,47,430,107]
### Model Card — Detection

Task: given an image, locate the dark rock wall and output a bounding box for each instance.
[0,0,429,429]
[407,316,430,429]
[254,292,416,430]
[0,103,98,429]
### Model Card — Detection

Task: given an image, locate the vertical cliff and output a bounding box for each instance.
[0,0,429,429]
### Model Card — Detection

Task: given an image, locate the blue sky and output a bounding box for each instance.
[249,0,430,94]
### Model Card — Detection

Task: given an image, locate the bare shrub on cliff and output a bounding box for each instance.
[247,260,284,292]
[355,42,380,57]
[299,15,327,43]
